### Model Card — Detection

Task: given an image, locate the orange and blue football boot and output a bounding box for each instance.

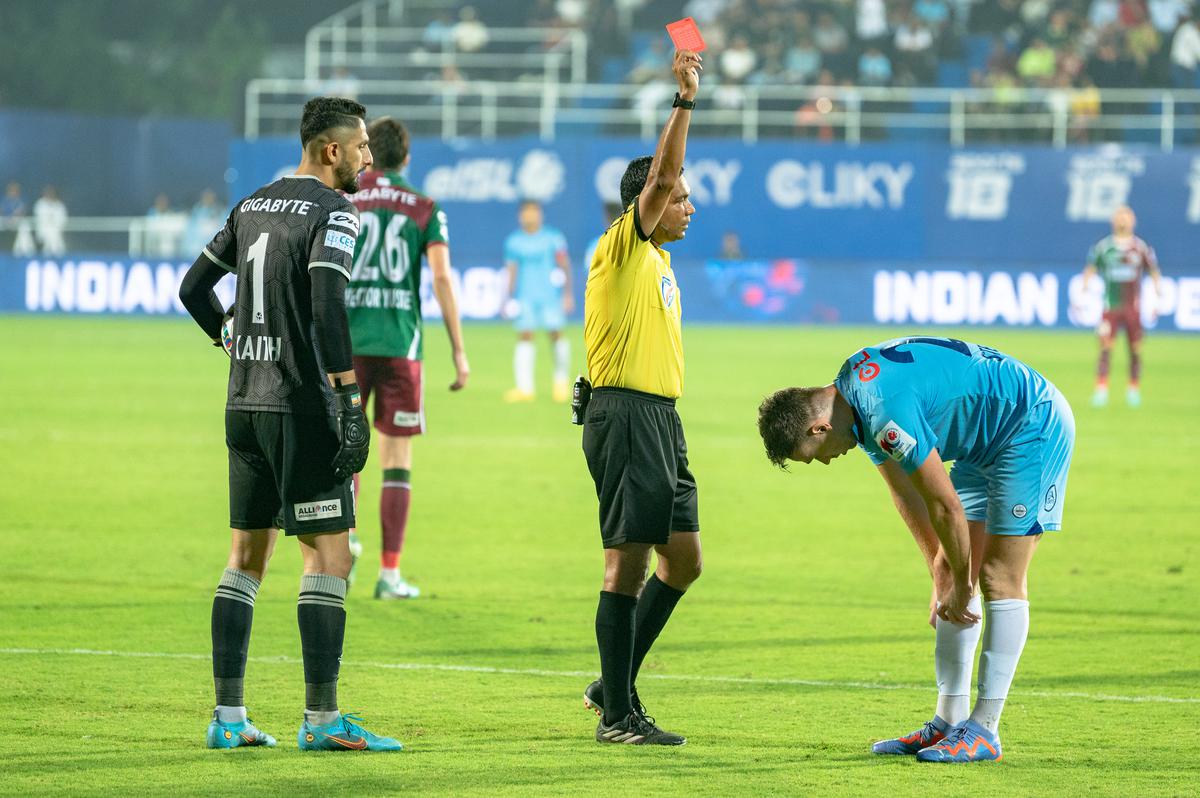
[206,711,277,749]
[871,719,948,755]
[916,719,1002,762]
[298,713,403,752]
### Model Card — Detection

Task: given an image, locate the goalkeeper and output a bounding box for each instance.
[178,97,401,752]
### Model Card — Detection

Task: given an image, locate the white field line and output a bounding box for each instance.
[2,646,1197,705]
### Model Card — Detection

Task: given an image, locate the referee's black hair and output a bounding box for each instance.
[300,97,368,148]
[620,156,685,208]
[367,117,410,170]
[758,387,821,469]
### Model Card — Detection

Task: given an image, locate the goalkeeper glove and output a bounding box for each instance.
[332,383,369,480]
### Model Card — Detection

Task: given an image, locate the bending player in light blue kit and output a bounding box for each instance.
[503,200,574,403]
[757,336,1075,763]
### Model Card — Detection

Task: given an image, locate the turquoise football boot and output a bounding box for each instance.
[916,719,1003,762]
[297,713,403,752]
[206,711,277,749]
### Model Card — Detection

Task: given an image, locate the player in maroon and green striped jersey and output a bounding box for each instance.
[1081,206,1162,408]
[345,117,470,599]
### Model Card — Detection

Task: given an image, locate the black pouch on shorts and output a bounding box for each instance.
[571,375,592,425]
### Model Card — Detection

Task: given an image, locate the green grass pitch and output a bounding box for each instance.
[1,316,1197,796]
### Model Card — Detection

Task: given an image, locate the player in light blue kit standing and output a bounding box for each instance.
[503,200,574,403]
[757,336,1074,763]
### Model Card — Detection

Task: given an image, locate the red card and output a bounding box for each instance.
[666,17,706,53]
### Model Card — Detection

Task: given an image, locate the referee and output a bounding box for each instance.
[579,49,702,746]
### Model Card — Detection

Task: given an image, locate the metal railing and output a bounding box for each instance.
[0,215,206,258]
[303,25,588,84]
[245,79,1200,151]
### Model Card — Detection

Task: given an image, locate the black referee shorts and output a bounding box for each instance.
[581,387,700,548]
[226,410,355,535]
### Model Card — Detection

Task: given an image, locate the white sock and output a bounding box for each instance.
[553,338,570,383]
[934,594,982,726]
[970,598,1030,735]
[380,567,400,583]
[305,709,341,726]
[215,705,247,723]
[515,341,536,394]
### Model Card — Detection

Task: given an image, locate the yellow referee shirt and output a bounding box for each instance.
[584,202,684,398]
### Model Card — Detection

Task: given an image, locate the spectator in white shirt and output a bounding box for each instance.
[453,6,489,53]
[33,185,67,256]
[721,35,758,83]
[1171,14,1200,83]
[857,0,890,43]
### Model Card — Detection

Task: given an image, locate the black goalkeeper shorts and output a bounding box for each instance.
[581,387,700,548]
[226,410,355,535]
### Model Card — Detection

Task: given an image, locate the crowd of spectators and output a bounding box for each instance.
[398,1,1200,96]
[645,1,1200,92]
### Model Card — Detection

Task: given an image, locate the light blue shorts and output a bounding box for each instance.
[515,293,565,332]
[950,388,1075,536]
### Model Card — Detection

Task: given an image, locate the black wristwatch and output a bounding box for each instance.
[672,93,696,110]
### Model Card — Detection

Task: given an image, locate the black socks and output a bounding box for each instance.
[631,575,686,684]
[595,591,638,724]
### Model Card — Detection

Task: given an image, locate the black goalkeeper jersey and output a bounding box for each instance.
[203,175,360,416]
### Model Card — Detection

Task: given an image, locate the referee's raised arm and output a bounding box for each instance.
[636,50,702,240]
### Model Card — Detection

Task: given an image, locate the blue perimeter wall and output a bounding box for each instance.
[3,135,1200,331]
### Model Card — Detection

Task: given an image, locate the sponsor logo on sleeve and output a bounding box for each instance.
[324,229,357,255]
[294,499,343,522]
[875,420,916,461]
[328,211,360,234]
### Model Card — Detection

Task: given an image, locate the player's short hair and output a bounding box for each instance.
[519,199,542,211]
[619,156,684,208]
[367,117,410,170]
[300,97,368,148]
[757,387,822,469]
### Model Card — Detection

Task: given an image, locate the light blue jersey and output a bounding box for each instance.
[505,226,568,331]
[505,226,568,299]
[835,336,1074,535]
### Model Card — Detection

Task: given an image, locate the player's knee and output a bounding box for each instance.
[604,569,646,596]
[978,561,1023,601]
[663,554,702,588]
[604,554,650,596]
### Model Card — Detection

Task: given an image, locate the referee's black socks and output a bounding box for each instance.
[595,591,638,723]
[297,573,347,721]
[631,575,686,685]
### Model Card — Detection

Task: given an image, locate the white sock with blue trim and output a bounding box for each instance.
[970,598,1030,734]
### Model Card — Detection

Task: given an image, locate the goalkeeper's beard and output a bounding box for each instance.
[335,160,361,193]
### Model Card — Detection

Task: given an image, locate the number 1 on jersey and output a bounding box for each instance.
[247,232,269,324]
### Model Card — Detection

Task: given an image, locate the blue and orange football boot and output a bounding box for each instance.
[916,719,1003,762]
[206,711,277,749]
[872,719,948,755]
[297,713,403,752]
